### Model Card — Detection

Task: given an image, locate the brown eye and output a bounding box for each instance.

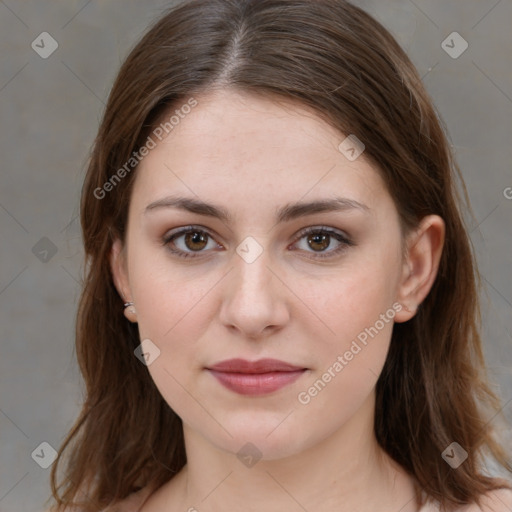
[292,227,353,259]
[163,225,353,261]
[183,231,208,251]
[162,227,220,259]
[307,232,331,252]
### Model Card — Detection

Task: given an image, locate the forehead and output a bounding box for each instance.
[131,89,391,219]
[148,89,357,167]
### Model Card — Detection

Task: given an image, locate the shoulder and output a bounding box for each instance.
[103,485,155,512]
[119,486,156,511]
[460,488,512,512]
[420,488,512,512]
[44,485,155,512]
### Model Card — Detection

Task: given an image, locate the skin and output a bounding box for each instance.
[110,88,448,511]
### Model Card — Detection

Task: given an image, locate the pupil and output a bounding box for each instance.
[187,231,207,251]
[309,233,328,251]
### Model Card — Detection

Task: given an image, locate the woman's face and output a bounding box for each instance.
[111,89,416,459]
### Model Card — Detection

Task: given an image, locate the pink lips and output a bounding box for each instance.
[206,358,307,395]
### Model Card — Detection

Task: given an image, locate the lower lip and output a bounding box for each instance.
[207,369,306,395]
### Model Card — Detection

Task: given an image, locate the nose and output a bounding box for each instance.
[218,244,290,340]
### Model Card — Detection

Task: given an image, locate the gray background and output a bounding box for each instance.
[0,1,511,511]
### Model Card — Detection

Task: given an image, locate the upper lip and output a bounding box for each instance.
[207,358,306,374]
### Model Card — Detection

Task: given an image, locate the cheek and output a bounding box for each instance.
[128,239,215,339]
[133,275,218,361]
[293,245,402,396]
[299,256,401,344]
[295,272,398,430]
[129,265,218,421]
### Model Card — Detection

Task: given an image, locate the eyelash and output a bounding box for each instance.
[161,225,354,260]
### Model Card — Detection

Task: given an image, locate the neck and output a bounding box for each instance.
[170,392,419,512]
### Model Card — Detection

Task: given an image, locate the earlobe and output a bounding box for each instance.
[394,215,445,323]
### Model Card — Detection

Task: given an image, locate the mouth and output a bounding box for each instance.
[205,358,308,396]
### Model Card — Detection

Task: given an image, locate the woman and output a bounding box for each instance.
[48,0,512,510]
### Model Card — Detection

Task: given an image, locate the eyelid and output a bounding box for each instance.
[162,225,223,243]
[293,225,352,243]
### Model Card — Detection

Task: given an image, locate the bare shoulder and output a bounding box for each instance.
[104,486,155,512]
[43,487,155,512]
[459,488,512,512]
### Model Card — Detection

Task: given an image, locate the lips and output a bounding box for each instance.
[208,358,305,373]
[206,358,307,395]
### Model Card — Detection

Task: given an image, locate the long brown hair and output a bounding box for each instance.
[49,0,512,510]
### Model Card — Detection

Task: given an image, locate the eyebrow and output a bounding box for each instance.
[144,195,370,223]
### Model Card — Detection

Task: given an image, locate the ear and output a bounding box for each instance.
[110,238,137,323]
[394,215,445,323]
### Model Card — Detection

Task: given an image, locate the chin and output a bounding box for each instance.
[201,415,314,462]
